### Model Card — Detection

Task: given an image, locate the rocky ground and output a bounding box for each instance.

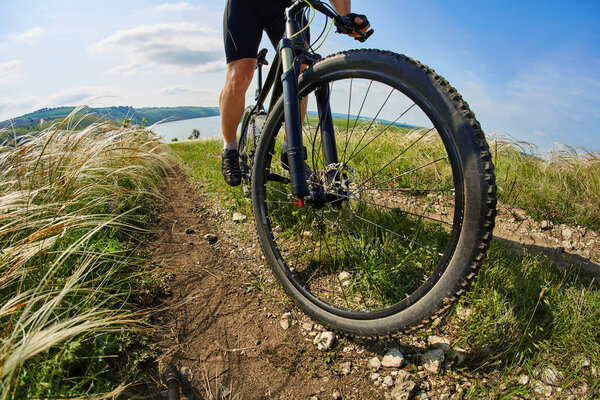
[146,170,598,399]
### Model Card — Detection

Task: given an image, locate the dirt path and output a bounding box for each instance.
[147,169,598,400]
[148,170,390,399]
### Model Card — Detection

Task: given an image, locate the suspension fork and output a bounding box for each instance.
[280,7,339,199]
[315,84,338,167]
[280,12,309,198]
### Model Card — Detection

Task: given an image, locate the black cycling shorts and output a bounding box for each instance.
[223,0,309,63]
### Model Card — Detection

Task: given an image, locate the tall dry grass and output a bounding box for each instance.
[0,109,171,398]
[491,137,600,229]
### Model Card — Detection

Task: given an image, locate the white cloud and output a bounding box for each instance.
[108,63,142,76]
[534,131,547,137]
[0,96,36,114]
[9,27,46,44]
[155,2,196,11]
[0,86,123,121]
[46,86,122,106]
[161,85,213,95]
[92,23,225,75]
[0,60,22,83]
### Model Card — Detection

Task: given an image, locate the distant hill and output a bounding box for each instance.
[0,106,220,138]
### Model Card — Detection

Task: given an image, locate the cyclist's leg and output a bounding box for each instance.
[221,0,264,185]
[221,0,264,148]
[219,59,256,146]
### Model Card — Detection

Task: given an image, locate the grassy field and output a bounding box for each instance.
[0,111,171,398]
[171,135,599,398]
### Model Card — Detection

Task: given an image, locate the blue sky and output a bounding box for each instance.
[1,0,598,151]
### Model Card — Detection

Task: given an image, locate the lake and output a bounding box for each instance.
[150,116,222,142]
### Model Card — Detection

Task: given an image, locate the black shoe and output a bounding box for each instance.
[222,149,241,186]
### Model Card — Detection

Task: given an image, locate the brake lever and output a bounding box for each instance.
[354,29,374,42]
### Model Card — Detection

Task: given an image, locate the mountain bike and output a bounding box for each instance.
[237,0,496,337]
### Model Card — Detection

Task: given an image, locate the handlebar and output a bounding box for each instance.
[288,0,374,42]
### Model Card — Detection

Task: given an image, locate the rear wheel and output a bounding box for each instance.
[252,50,496,336]
[238,107,255,196]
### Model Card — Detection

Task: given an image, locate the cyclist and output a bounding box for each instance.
[220,0,370,186]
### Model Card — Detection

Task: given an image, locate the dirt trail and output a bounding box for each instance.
[149,170,385,399]
[147,169,598,400]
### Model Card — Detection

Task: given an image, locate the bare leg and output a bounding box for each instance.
[219,58,257,145]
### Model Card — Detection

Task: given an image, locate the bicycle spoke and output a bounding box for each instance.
[331,191,453,226]
[353,127,435,192]
[349,211,443,257]
[340,87,394,166]
[370,155,450,189]
[359,187,455,193]
[342,80,373,164]
[344,103,417,167]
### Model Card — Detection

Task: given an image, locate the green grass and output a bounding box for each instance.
[172,136,599,397]
[0,110,171,398]
[452,239,599,397]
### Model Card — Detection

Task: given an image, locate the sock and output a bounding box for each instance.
[224,140,238,151]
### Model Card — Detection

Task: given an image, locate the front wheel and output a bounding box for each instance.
[252,50,496,337]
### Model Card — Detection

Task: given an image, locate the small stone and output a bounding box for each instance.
[340,361,351,375]
[540,220,554,230]
[561,227,574,240]
[203,233,217,243]
[279,319,290,330]
[232,212,247,222]
[381,348,405,368]
[579,356,591,368]
[394,370,411,384]
[370,372,380,381]
[455,305,473,320]
[421,349,445,374]
[369,357,382,370]
[185,227,195,234]
[332,391,341,400]
[427,335,451,350]
[314,331,335,351]
[302,322,314,331]
[518,374,530,385]
[539,366,562,386]
[338,271,351,287]
[446,347,466,365]
[533,381,552,397]
[390,380,418,400]
[382,375,394,387]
